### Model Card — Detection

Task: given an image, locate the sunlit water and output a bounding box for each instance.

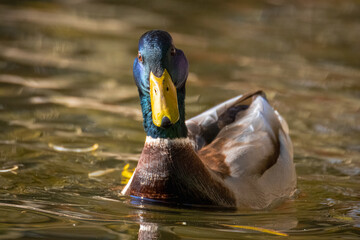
[0,0,359,239]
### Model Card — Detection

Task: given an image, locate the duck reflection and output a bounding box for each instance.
[138,222,160,240]
[130,198,298,240]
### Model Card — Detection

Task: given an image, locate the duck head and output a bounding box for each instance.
[133,30,189,139]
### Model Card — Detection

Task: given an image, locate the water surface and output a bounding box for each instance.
[0,0,359,239]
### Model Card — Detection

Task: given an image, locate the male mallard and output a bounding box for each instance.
[122,30,296,209]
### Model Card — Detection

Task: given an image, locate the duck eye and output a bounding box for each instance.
[137,52,143,62]
[170,47,176,56]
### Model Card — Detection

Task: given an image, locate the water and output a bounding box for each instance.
[0,0,359,239]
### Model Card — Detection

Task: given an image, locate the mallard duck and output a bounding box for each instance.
[122,30,296,209]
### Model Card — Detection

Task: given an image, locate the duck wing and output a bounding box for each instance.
[186,91,265,151]
[186,90,293,178]
[187,91,296,208]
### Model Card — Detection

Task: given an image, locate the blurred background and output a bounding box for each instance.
[0,0,359,239]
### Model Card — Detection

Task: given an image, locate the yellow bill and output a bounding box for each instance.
[150,69,179,127]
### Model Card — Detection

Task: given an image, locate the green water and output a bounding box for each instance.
[0,0,359,239]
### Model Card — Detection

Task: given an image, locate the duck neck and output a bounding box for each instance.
[122,136,236,207]
[139,87,187,139]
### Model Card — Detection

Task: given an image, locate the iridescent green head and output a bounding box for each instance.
[133,30,189,139]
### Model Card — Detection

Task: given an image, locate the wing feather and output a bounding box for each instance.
[186,91,296,208]
[186,91,265,150]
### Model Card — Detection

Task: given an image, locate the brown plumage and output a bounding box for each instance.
[122,137,236,207]
[123,91,297,209]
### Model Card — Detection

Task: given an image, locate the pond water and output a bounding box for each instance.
[0,0,359,239]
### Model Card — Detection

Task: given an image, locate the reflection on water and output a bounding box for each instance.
[0,0,359,239]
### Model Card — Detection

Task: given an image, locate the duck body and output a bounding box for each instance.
[122,137,236,207]
[122,30,296,209]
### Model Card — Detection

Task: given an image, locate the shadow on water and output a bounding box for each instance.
[0,0,359,239]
